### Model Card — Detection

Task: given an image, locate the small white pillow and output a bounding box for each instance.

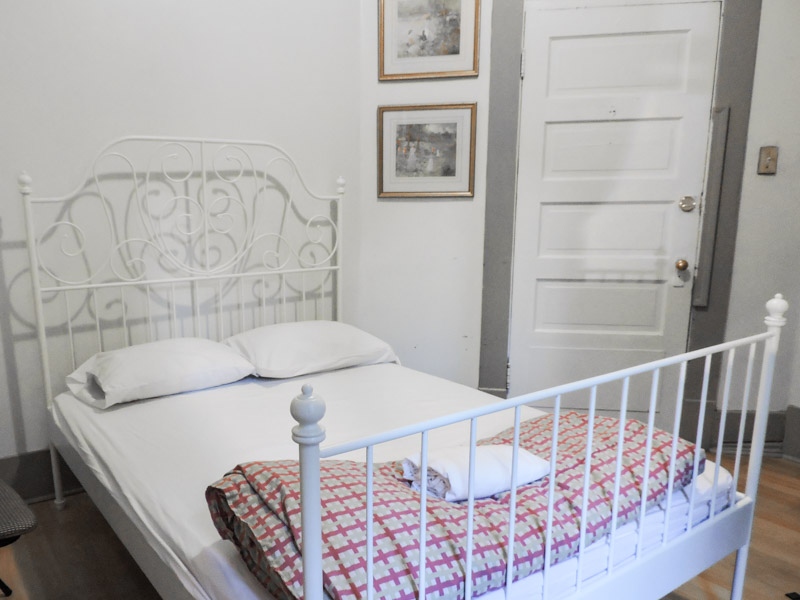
[223,320,399,378]
[66,338,254,409]
[402,445,551,502]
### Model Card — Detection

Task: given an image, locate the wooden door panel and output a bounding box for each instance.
[510,1,721,425]
[539,204,670,256]
[543,119,681,180]
[547,30,691,96]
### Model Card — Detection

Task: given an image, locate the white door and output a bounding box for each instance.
[509,2,721,425]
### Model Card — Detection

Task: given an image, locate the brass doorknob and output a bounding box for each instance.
[675,259,689,271]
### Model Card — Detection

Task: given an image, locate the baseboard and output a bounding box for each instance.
[784,405,800,461]
[0,448,82,503]
[721,440,784,457]
[478,386,507,399]
[680,400,785,451]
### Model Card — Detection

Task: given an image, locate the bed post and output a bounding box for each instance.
[290,384,326,600]
[730,293,788,600]
[335,176,345,322]
[19,172,65,509]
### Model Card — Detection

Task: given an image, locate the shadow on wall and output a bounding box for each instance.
[0,218,35,457]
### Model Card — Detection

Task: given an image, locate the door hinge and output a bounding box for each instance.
[520,51,526,80]
[506,359,511,394]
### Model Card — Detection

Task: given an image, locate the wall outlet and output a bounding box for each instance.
[758,145,779,175]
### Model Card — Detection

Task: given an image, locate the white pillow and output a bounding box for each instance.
[402,445,551,502]
[223,320,399,378]
[66,338,255,409]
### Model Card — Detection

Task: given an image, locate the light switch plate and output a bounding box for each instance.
[758,145,778,175]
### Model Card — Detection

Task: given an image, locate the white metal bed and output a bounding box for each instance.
[20,136,787,600]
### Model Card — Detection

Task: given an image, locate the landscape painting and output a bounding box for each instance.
[378,103,476,198]
[379,0,480,80]
[395,122,458,179]
[395,0,462,60]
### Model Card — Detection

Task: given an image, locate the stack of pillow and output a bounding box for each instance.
[66,321,399,409]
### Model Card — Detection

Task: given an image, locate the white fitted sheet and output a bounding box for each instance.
[52,363,545,600]
[51,362,732,600]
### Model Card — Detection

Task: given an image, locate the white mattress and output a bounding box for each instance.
[52,363,546,599]
[51,362,732,600]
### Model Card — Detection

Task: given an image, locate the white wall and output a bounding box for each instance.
[353,0,493,386]
[0,0,493,460]
[726,0,800,411]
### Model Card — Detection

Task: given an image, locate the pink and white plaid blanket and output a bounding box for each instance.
[206,412,699,600]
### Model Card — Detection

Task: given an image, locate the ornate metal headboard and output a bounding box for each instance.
[20,136,344,406]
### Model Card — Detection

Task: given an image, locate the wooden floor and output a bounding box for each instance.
[664,455,800,600]
[0,491,159,600]
[0,457,797,599]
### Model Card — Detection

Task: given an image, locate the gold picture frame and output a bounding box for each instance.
[379,0,480,81]
[378,103,477,198]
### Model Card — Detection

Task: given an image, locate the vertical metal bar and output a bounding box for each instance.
[302,273,307,321]
[49,444,65,509]
[575,387,597,589]
[192,280,200,338]
[504,406,522,592]
[712,349,736,519]
[146,284,153,342]
[687,355,713,532]
[732,343,757,499]
[217,280,223,339]
[238,277,245,334]
[662,361,687,546]
[417,431,428,598]
[261,277,267,327]
[170,284,177,339]
[201,140,210,274]
[464,417,478,599]
[20,173,57,409]
[366,445,374,600]
[606,377,630,574]
[636,369,659,558]
[334,177,345,322]
[542,395,561,600]
[121,288,129,346]
[64,293,76,371]
[281,273,287,323]
[92,289,102,351]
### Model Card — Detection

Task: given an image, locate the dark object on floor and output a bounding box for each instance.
[786,593,800,600]
[0,479,38,597]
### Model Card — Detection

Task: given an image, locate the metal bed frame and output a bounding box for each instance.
[291,299,786,600]
[20,136,787,600]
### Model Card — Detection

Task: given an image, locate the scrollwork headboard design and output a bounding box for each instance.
[20,136,344,406]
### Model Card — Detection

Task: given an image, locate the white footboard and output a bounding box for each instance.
[292,294,788,600]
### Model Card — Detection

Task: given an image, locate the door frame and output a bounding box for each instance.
[478,0,763,424]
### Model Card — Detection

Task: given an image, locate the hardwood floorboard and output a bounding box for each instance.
[663,456,800,600]
[0,492,159,600]
[1,457,797,599]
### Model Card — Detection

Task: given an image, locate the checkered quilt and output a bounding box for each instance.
[206,411,698,600]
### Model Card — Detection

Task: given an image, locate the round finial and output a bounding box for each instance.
[765,293,789,326]
[18,171,32,194]
[290,384,326,445]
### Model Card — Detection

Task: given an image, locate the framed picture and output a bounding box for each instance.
[378,103,477,198]
[379,0,480,80]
